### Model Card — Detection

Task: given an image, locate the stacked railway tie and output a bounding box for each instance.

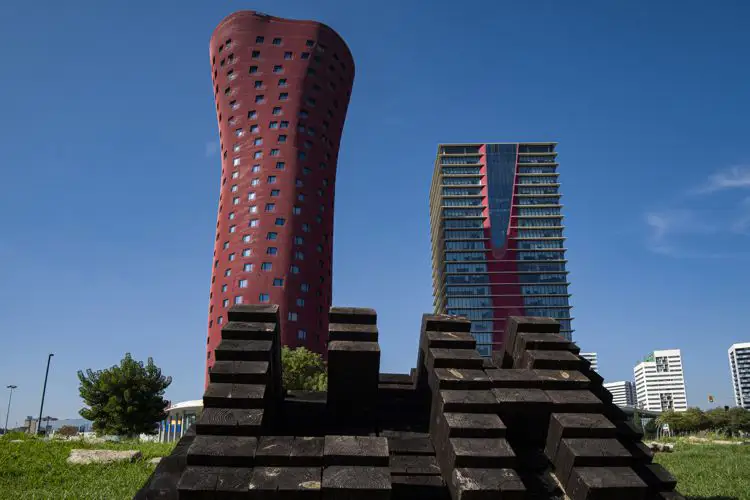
[135,306,684,499]
[501,315,683,500]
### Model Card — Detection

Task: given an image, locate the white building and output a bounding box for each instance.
[158,400,203,443]
[603,381,637,407]
[633,349,687,412]
[580,352,598,372]
[728,342,750,409]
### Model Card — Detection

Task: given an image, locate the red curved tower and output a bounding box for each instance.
[206,11,355,381]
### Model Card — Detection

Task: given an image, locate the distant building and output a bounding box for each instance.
[603,381,637,407]
[728,342,750,409]
[158,400,203,443]
[634,349,687,412]
[429,142,574,356]
[580,352,598,372]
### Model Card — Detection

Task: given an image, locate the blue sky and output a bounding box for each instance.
[1,0,749,426]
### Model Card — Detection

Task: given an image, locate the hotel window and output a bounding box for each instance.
[279,78,288,87]
[252,50,260,58]
[249,205,258,213]
[278,135,287,143]
[253,151,262,159]
[224,269,231,277]
[243,263,253,272]
[261,262,272,271]
[243,235,251,242]
[272,38,282,45]
[228,253,235,261]
[255,95,265,104]
[276,161,285,170]
[297,329,306,340]
[273,278,284,286]
[233,157,241,166]
[248,191,256,200]
[271,189,280,197]
[279,93,288,101]
[291,265,300,274]
[295,251,304,260]
[270,149,280,156]
[294,236,304,244]
[265,203,276,212]
[249,66,258,74]
[267,232,278,240]
[222,284,227,292]
[228,212,235,220]
[231,171,239,179]
[254,80,263,89]
[233,143,241,152]
[273,65,283,74]
[250,125,259,133]
[284,52,293,60]
[223,299,229,307]
[267,247,278,255]
[234,296,243,304]
[233,197,240,205]
[280,121,289,128]
[293,206,301,215]
[235,128,244,137]
[302,223,310,232]
[250,219,259,227]
[301,52,310,59]
[272,107,282,115]
[301,283,310,292]
[296,298,305,307]
[269,121,279,129]
[275,218,285,226]
[253,138,263,146]
[259,293,269,302]
[231,185,238,192]
[256,36,264,44]
[252,165,260,173]
[288,312,298,321]
[223,241,229,249]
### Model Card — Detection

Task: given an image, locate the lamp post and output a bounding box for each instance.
[37,353,54,435]
[4,385,17,433]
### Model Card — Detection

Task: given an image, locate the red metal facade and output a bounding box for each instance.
[206,11,354,383]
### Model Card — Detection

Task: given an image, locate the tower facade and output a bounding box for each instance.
[729,342,750,409]
[429,143,573,356]
[633,349,688,412]
[206,11,354,379]
[603,381,637,407]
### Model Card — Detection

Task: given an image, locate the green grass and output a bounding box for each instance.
[654,441,750,499]
[0,433,175,499]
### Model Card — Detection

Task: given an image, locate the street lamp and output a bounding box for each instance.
[4,385,17,433]
[37,353,54,435]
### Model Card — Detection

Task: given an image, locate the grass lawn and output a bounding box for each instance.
[0,433,175,499]
[2,433,749,499]
[654,441,750,499]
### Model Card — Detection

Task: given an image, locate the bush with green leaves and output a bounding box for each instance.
[78,353,172,437]
[657,406,750,436]
[55,425,80,438]
[281,346,327,391]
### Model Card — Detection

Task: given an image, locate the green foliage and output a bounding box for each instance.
[281,346,327,391]
[55,426,79,438]
[657,406,750,436]
[77,353,172,437]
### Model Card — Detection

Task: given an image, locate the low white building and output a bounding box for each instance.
[728,342,750,409]
[634,349,687,412]
[603,380,637,407]
[158,400,203,443]
[580,352,598,372]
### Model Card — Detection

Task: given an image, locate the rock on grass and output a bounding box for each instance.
[67,449,142,465]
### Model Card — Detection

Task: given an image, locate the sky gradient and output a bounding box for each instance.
[1,0,749,427]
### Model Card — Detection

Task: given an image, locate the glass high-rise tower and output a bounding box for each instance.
[429,143,573,356]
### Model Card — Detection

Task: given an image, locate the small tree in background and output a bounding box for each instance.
[281,346,327,391]
[78,353,172,437]
[56,425,80,438]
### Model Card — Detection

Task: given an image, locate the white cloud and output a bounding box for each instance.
[693,165,750,194]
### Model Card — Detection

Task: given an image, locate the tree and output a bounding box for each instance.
[281,346,327,391]
[56,425,80,438]
[78,353,172,437]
